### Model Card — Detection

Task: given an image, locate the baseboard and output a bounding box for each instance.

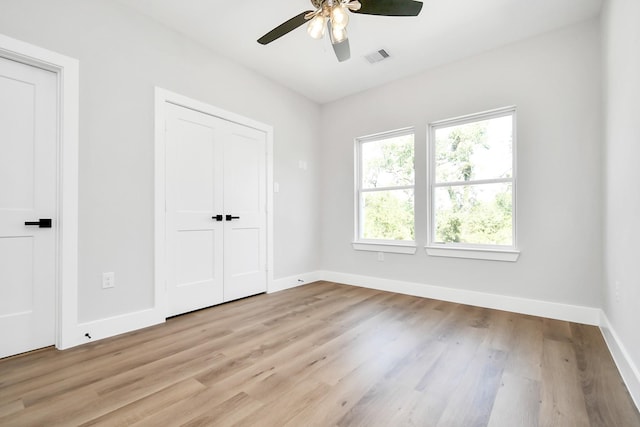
[600,311,640,409]
[317,270,601,326]
[62,308,165,349]
[62,271,322,349]
[59,270,600,349]
[269,271,322,293]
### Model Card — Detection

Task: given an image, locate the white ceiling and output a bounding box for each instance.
[116,0,602,104]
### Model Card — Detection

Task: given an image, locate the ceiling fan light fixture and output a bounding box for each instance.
[346,0,361,12]
[329,23,348,44]
[307,14,327,39]
[330,4,349,30]
[258,0,421,62]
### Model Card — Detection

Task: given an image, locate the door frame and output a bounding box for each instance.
[154,87,274,316]
[0,33,79,350]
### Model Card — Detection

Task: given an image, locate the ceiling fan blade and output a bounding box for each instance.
[352,0,423,16]
[332,38,351,62]
[257,10,314,45]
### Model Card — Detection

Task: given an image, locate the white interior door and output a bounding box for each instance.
[164,102,267,316]
[165,104,224,316]
[0,57,57,358]
[223,125,267,302]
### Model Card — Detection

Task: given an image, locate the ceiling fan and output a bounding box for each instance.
[257,0,423,62]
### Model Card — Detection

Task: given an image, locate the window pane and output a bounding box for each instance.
[362,189,414,240]
[362,134,414,189]
[434,115,512,183]
[433,183,512,245]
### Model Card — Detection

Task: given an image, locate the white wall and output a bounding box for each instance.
[602,0,640,400]
[0,0,321,322]
[320,20,603,308]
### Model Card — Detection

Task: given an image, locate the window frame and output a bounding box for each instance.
[353,127,417,254]
[426,106,520,261]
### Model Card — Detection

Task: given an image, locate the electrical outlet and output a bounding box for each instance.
[614,280,621,302]
[377,252,384,262]
[102,272,115,289]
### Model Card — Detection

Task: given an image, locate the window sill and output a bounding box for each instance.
[352,241,417,254]
[425,245,520,262]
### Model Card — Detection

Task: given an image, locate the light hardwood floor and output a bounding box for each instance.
[1,281,639,426]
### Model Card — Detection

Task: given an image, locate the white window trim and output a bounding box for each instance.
[425,245,519,262]
[354,127,416,253]
[426,106,519,262]
[352,241,417,254]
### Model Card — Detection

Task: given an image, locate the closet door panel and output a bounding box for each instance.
[223,124,267,302]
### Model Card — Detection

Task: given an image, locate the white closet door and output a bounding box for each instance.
[165,104,224,316]
[223,124,267,302]
[0,57,57,358]
[164,103,267,316]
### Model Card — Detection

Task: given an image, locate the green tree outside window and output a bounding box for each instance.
[359,132,415,241]
[432,112,514,246]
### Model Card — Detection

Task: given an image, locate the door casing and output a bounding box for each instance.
[0,33,79,350]
[154,87,274,317]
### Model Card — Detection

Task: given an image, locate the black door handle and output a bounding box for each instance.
[212,214,223,221]
[24,218,52,228]
[226,214,240,221]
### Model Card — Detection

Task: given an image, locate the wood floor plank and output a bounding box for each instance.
[282,351,401,427]
[503,316,544,381]
[384,389,447,426]
[129,380,254,426]
[435,347,508,426]
[486,373,540,427]
[79,378,207,427]
[0,398,24,418]
[415,325,488,394]
[570,322,640,426]
[542,317,574,343]
[481,309,517,352]
[0,382,101,426]
[3,347,224,426]
[180,391,264,427]
[232,377,331,427]
[4,324,230,407]
[1,281,638,427]
[539,337,591,426]
[336,378,412,427]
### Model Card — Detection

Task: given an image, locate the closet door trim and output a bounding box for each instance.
[154,87,274,317]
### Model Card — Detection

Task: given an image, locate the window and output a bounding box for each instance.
[354,128,416,253]
[428,107,519,261]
